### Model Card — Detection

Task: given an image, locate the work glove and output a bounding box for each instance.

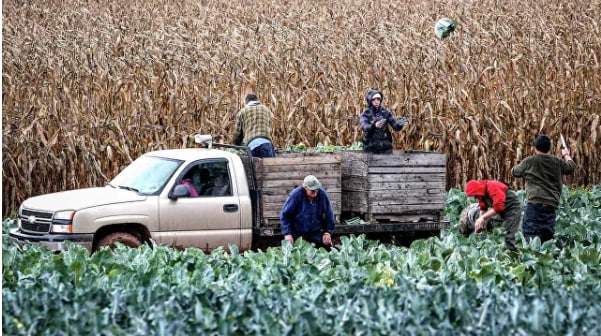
[398,117,408,127]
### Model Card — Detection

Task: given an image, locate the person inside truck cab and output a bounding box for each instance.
[280,175,336,248]
[180,170,199,197]
[204,172,231,196]
[193,168,212,195]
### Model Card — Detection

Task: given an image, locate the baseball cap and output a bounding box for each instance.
[303,175,322,191]
[371,93,382,100]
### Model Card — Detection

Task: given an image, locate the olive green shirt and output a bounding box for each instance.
[511,155,576,208]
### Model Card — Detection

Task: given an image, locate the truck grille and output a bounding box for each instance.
[19,209,53,234]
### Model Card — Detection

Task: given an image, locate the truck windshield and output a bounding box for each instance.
[109,155,183,195]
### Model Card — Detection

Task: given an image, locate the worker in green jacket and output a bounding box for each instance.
[511,134,576,243]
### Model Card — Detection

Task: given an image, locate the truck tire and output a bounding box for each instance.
[96,232,142,251]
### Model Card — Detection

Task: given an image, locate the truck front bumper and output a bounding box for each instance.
[8,228,94,252]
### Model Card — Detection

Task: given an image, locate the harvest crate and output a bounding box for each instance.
[341,150,446,223]
[242,152,342,228]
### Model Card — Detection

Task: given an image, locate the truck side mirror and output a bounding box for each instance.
[170,184,191,199]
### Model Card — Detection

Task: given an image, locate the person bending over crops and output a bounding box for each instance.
[511,134,576,243]
[280,175,336,248]
[359,89,407,154]
[232,93,276,158]
[457,203,504,237]
[464,180,522,251]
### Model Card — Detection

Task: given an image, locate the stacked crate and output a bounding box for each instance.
[342,150,446,223]
[242,152,342,228]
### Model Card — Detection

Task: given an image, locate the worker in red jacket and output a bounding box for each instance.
[464,180,522,251]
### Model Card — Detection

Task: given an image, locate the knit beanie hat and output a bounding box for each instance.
[534,135,551,153]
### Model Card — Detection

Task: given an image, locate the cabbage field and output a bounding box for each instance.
[3,186,600,335]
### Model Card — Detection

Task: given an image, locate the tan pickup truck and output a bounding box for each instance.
[9,136,449,253]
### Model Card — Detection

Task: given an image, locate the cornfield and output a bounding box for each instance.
[2,0,600,217]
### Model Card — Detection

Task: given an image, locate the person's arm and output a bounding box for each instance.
[385,110,406,131]
[475,208,498,233]
[319,193,335,245]
[280,191,298,243]
[232,111,244,146]
[510,158,528,178]
[360,110,375,132]
[323,193,336,234]
[560,148,576,174]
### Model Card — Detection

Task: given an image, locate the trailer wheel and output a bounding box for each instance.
[96,232,142,251]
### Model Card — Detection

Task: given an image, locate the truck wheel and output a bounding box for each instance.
[96,232,142,251]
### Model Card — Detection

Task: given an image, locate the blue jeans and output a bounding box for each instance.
[251,142,276,158]
[522,203,556,243]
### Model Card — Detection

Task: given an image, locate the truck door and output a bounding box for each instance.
[158,159,241,251]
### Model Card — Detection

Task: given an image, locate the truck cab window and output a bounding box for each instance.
[182,160,231,197]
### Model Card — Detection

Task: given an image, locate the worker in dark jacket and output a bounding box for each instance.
[465,180,522,250]
[511,134,576,243]
[359,89,407,154]
[280,175,336,248]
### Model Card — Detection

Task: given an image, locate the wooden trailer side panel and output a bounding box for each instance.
[342,150,447,223]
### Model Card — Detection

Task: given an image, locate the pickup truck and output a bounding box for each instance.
[9,135,449,253]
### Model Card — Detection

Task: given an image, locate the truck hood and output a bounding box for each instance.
[22,187,147,212]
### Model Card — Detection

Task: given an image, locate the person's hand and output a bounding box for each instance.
[398,117,407,127]
[475,217,484,234]
[561,148,571,158]
[322,233,332,246]
[375,119,385,128]
[284,234,294,244]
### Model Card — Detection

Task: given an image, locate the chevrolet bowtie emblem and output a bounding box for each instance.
[28,215,37,224]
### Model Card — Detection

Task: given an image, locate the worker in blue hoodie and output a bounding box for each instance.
[280,175,336,248]
[360,89,408,154]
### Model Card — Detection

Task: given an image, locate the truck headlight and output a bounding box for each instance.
[52,224,73,233]
[52,210,75,233]
[54,210,75,222]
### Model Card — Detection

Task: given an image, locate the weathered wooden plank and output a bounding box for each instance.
[342,176,368,189]
[369,151,446,166]
[368,166,446,174]
[366,181,446,191]
[260,155,341,166]
[262,179,341,190]
[276,152,343,158]
[260,164,341,177]
[367,174,445,183]
[341,153,369,175]
[367,196,446,206]
[262,191,342,203]
[341,162,369,176]
[369,204,444,213]
[341,203,368,212]
[341,192,368,213]
[369,192,446,204]
[370,213,443,222]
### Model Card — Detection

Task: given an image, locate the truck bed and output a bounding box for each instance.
[240,150,449,238]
